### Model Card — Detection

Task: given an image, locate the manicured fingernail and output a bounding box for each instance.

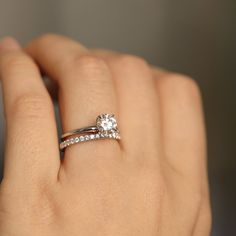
[0,37,20,51]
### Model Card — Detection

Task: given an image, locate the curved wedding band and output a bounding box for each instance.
[60,114,120,151]
[60,132,121,150]
[61,126,98,140]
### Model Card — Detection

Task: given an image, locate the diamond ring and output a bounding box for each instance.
[60,114,120,151]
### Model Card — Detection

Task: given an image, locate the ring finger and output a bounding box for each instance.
[26,35,120,177]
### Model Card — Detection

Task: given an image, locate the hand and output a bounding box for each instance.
[0,35,211,236]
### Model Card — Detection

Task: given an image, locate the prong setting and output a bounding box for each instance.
[96,114,118,135]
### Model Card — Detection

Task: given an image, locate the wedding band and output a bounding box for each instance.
[61,126,98,139]
[60,132,121,150]
[60,114,120,151]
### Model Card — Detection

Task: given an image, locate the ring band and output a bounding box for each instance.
[60,132,121,150]
[61,126,98,139]
[60,114,120,151]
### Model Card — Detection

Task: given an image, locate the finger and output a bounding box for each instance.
[91,50,162,161]
[154,71,206,180]
[92,49,167,77]
[26,34,120,177]
[153,69,208,230]
[91,51,210,231]
[0,37,60,183]
[152,70,209,234]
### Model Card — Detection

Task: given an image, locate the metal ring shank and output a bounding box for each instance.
[61,126,98,140]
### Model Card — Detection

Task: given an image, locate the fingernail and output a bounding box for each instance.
[0,37,21,52]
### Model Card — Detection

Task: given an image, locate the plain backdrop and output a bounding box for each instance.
[0,0,235,235]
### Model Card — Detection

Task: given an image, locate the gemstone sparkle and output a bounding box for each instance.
[96,114,118,134]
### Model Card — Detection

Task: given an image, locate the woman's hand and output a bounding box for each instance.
[0,35,211,236]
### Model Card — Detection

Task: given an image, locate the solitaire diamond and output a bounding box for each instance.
[96,114,118,135]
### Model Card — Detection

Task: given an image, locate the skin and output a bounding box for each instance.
[0,34,211,236]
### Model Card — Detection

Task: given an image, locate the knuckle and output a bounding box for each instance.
[115,54,150,72]
[140,162,166,202]
[64,54,111,85]
[73,54,109,74]
[146,173,166,211]
[12,93,53,121]
[159,73,202,101]
[0,180,58,226]
[28,182,58,225]
[1,53,36,76]
[35,33,59,45]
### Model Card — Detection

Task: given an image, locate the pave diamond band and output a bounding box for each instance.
[60,114,120,151]
[60,132,121,150]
